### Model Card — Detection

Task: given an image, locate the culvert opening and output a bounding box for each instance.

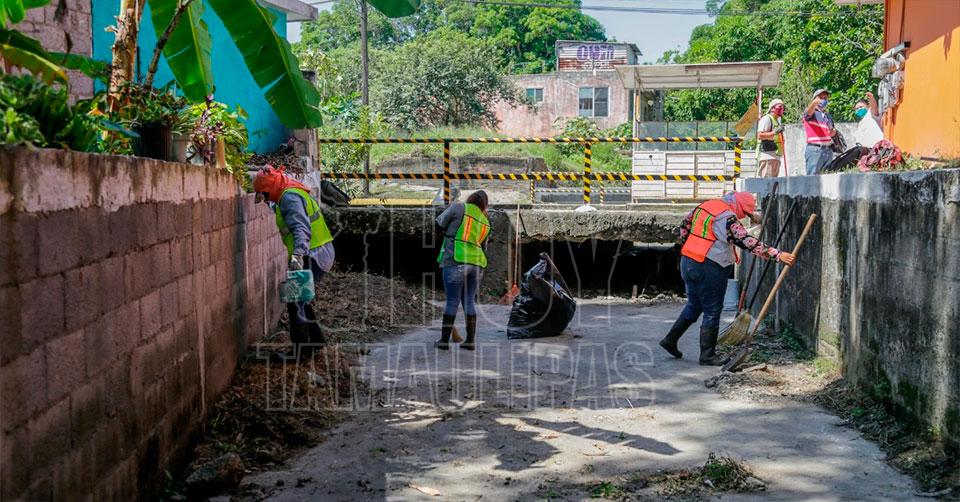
[520,240,685,297]
[333,231,685,299]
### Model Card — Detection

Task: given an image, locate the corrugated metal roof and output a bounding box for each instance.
[616,61,784,90]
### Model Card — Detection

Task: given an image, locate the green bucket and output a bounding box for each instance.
[279,269,315,303]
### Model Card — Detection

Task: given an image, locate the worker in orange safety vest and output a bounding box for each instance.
[659,192,796,365]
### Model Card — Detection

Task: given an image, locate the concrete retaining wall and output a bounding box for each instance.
[0,147,286,499]
[743,170,960,444]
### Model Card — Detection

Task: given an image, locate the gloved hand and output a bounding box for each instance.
[772,125,784,135]
[289,255,304,271]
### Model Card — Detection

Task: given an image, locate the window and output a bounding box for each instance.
[578,87,609,117]
[526,88,544,104]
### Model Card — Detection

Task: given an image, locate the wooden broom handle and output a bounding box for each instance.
[750,213,818,337]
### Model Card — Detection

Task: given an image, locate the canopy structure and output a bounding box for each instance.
[616,61,784,90]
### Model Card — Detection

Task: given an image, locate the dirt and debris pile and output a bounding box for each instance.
[535,453,764,501]
[708,321,959,497]
[172,270,439,497]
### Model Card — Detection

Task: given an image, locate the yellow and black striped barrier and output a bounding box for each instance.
[320,136,743,204]
[319,172,735,182]
[316,136,740,144]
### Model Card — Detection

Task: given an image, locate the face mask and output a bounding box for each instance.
[819,98,829,108]
[855,108,868,119]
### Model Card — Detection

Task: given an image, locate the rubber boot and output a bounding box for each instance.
[698,326,723,366]
[658,317,694,359]
[277,324,306,361]
[436,314,456,350]
[461,315,477,351]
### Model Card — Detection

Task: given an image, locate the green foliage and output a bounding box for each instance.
[662,0,883,123]
[552,117,630,171]
[0,27,66,84]
[115,83,188,127]
[318,101,392,172]
[206,0,322,128]
[0,74,99,151]
[147,0,214,101]
[0,0,48,28]
[370,28,521,130]
[367,0,420,18]
[297,0,605,74]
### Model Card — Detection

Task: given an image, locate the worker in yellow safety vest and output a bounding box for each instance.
[253,165,335,358]
[435,190,491,350]
[659,192,795,365]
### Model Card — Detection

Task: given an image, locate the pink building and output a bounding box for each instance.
[493,41,653,137]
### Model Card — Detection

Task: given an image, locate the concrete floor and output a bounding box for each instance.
[249,300,919,501]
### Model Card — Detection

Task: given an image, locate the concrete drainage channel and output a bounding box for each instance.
[332,230,685,298]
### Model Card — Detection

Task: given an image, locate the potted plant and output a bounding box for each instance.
[118,83,187,160]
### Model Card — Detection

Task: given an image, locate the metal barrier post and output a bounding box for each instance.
[443,140,451,205]
[599,179,605,204]
[529,180,535,204]
[733,139,742,178]
[583,142,592,205]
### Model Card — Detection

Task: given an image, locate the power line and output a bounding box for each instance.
[452,0,881,17]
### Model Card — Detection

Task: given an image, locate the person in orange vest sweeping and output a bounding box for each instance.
[659,192,795,365]
[434,190,491,351]
[253,165,335,358]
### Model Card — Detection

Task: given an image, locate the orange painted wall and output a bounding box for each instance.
[883,0,960,158]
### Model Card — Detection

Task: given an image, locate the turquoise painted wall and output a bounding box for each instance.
[91,1,289,153]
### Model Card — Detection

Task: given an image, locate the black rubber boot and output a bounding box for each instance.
[277,324,306,361]
[698,326,723,366]
[658,317,694,359]
[461,314,477,351]
[436,314,456,350]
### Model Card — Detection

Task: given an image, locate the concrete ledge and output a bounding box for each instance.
[744,169,960,203]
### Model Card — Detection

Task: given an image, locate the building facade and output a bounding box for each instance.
[492,41,642,137]
[879,0,960,158]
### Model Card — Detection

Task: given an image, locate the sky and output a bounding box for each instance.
[287,0,714,64]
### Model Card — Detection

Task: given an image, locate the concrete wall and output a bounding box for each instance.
[493,72,631,137]
[778,123,858,176]
[17,0,95,100]
[89,1,291,153]
[0,147,287,499]
[742,170,960,444]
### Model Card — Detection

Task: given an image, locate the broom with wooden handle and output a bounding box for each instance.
[719,199,798,345]
[721,213,818,373]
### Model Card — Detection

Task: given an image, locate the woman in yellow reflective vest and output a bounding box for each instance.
[659,191,795,365]
[253,166,335,358]
[435,190,491,350]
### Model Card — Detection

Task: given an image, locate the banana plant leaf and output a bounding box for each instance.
[366,0,420,18]
[49,52,110,84]
[0,28,64,83]
[1,0,49,27]
[207,0,322,129]
[147,0,213,102]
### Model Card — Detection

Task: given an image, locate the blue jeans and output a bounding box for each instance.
[804,143,834,175]
[442,264,482,316]
[678,256,732,332]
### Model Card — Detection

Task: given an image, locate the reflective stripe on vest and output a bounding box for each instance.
[680,199,731,263]
[437,203,490,267]
[275,187,333,256]
[803,117,833,144]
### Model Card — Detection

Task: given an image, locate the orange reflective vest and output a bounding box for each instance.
[680,199,733,263]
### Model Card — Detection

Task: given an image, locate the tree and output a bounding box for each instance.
[370,28,521,130]
[297,0,606,74]
[661,0,883,123]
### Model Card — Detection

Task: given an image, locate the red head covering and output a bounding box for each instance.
[722,191,756,219]
[252,165,309,203]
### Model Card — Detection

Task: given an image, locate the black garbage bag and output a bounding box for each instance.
[507,252,577,339]
[319,180,351,207]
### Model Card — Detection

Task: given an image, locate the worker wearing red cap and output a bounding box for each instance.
[659,192,795,365]
[253,165,335,357]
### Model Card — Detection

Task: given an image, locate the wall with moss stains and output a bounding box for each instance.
[743,170,960,445]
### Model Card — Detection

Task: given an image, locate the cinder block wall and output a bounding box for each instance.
[0,147,287,499]
[17,1,95,100]
[742,170,960,445]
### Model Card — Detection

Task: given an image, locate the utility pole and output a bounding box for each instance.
[359,0,371,195]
